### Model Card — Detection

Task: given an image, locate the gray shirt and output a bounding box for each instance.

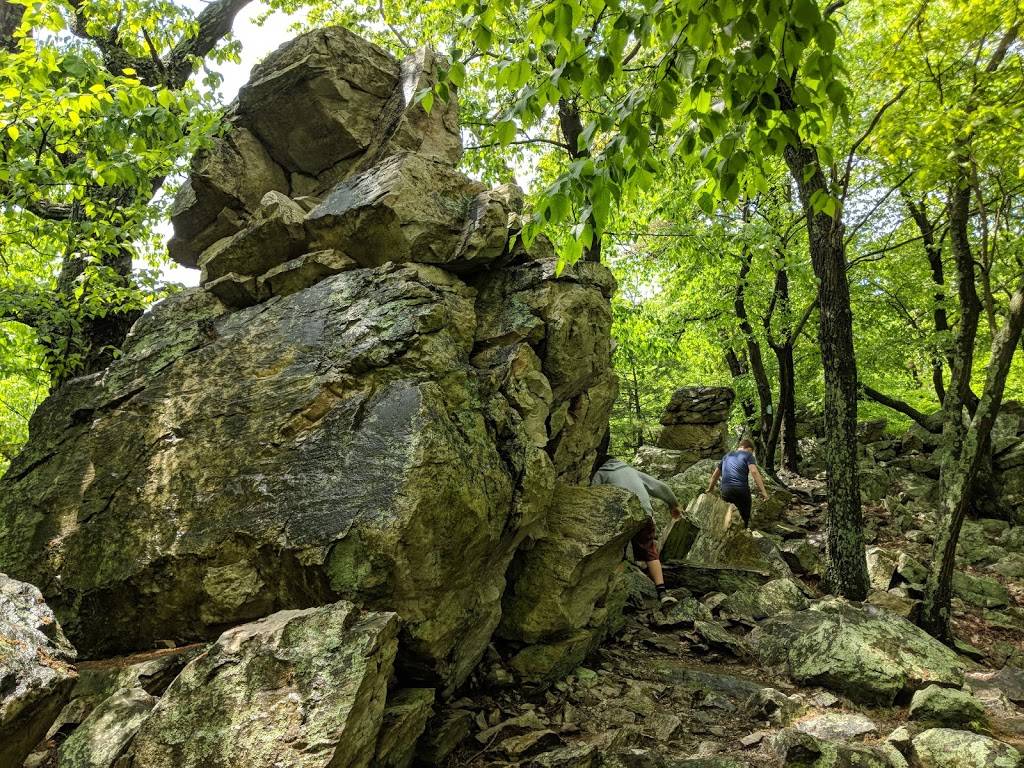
[591,458,679,517]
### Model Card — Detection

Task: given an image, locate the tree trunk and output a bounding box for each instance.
[734,245,775,469]
[557,97,602,264]
[765,267,800,473]
[904,195,948,403]
[784,142,869,600]
[921,280,1024,640]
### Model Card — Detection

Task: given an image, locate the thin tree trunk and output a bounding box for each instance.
[765,267,800,473]
[784,142,869,601]
[734,245,775,469]
[904,195,948,403]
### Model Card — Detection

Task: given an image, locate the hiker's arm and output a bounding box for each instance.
[640,473,681,518]
[749,465,770,500]
[706,466,721,493]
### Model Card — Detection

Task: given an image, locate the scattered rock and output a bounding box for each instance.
[0,572,78,768]
[865,546,898,590]
[718,578,809,621]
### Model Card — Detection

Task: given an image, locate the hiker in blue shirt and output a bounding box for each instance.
[706,438,770,528]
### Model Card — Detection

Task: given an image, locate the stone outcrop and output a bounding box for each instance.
[654,386,734,460]
[0,572,78,768]
[126,602,399,768]
[909,728,1021,768]
[0,24,617,700]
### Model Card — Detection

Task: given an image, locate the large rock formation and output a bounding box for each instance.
[0,572,78,768]
[0,25,616,700]
[654,386,734,460]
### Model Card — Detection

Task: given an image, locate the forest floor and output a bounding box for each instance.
[447,478,1024,767]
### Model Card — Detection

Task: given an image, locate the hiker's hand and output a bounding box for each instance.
[761,491,770,501]
[670,505,682,520]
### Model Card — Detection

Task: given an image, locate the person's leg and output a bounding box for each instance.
[737,490,752,528]
[634,518,677,606]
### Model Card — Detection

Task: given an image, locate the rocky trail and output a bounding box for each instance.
[1,22,1023,768]
[425,470,1024,768]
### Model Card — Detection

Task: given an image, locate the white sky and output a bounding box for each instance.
[154,1,307,287]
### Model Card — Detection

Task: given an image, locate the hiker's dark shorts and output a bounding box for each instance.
[632,517,659,562]
[721,485,752,527]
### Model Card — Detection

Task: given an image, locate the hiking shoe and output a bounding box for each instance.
[659,593,678,607]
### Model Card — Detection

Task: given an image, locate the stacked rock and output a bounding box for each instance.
[0,26,641,768]
[655,386,735,461]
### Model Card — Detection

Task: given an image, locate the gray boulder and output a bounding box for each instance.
[169,26,460,269]
[127,602,399,768]
[909,685,988,730]
[719,577,809,621]
[58,687,156,768]
[749,598,964,705]
[909,728,1021,768]
[306,152,511,271]
[0,572,78,768]
[953,571,1010,608]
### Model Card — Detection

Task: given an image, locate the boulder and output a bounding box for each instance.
[718,578,809,621]
[0,572,78,768]
[660,386,735,423]
[498,485,645,683]
[681,494,792,577]
[47,646,201,741]
[866,546,898,590]
[632,445,695,479]
[770,729,892,767]
[909,728,1021,768]
[198,190,308,284]
[654,387,733,459]
[953,572,1010,609]
[127,602,399,768]
[166,127,288,268]
[749,598,964,705]
[238,28,459,182]
[781,539,821,575]
[305,152,511,271]
[909,685,988,730]
[794,712,878,741]
[58,687,156,768]
[372,688,435,768]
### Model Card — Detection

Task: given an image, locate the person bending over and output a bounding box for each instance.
[706,438,770,528]
[591,437,682,607]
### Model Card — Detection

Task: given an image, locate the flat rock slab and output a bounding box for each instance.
[127,602,399,768]
[749,598,964,705]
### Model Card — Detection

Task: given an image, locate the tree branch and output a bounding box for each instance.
[860,384,942,432]
[840,86,908,198]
